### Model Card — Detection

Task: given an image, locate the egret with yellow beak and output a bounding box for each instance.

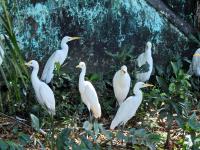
[110,82,153,130]
[25,60,55,116]
[76,62,101,121]
[41,36,80,83]
[25,60,56,149]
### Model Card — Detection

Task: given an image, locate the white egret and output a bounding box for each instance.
[25,60,56,149]
[110,82,153,130]
[136,42,153,82]
[0,34,8,66]
[188,48,200,76]
[25,60,55,116]
[41,36,80,83]
[0,45,4,66]
[76,62,101,120]
[113,65,131,106]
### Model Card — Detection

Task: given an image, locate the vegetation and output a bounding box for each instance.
[1,0,200,150]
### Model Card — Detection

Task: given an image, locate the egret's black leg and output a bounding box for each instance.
[89,111,92,122]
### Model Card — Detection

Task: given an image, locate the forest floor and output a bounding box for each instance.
[0,112,185,149]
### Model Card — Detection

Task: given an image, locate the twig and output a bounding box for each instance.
[0,112,46,135]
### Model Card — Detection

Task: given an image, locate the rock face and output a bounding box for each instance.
[9,0,188,73]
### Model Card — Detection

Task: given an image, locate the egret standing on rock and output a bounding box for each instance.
[41,36,80,83]
[188,48,200,76]
[136,42,153,82]
[76,62,101,120]
[110,82,153,130]
[113,65,131,106]
[25,60,55,116]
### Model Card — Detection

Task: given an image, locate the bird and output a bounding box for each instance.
[113,65,131,106]
[135,42,153,82]
[188,48,200,76]
[0,44,4,66]
[0,34,8,66]
[76,62,101,120]
[110,82,153,130]
[25,60,55,116]
[41,36,80,83]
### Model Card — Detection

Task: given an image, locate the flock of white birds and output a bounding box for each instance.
[1,35,200,130]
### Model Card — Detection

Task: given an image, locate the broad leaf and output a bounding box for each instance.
[30,114,40,131]
[188,113,200,131]
[56,128,72,150]
[156,76,168,92]
[0,139,8,150]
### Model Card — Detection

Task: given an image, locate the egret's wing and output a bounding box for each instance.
[41,51,60,83]
[136,53,145,67]
[83,81,101,118]
[113,72,131,105]
[38,83,55,116]
[110,95,141,129]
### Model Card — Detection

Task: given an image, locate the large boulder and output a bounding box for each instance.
[10,0,188,73]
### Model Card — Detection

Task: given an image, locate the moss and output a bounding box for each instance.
[6,0,189,72]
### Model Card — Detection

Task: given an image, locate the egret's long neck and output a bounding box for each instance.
[79,67,86,91]
[133,87,143,100]
[145,48,152,56]
[61,40,69,51]
[31,67,40,89]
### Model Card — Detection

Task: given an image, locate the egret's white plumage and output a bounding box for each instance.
[0,34,7,66]
[188,48,200,76]
[136,42,153,82]
[25,60,55,116]
[0,45,4,66]
[113,65,131,106]
[110,82,153,130]
[41,36,80,83]
[76,62,101,119]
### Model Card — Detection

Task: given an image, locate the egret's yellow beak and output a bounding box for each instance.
[25,61,31,66]
[76,64,80,68]
[144,83,154,87]
[70,36,80,41]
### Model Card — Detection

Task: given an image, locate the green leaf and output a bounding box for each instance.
[188,113,200,131]
[30,114,40,131]
[56,128,72,150]
[83,121,92,131]
[147,134,161,143]
[116,131,125,141]
[137,62,150,73]
[80,135,93,150]
[88,73,101,81]
[18,133,31,146]
[0,139,8,150]
[99,124,112,139]
[156,76,168,92]
[93,122,99,136]
[7,141,22,150]
[171,61,178,77]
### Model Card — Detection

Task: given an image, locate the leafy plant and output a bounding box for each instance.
[146,61,194,148]
[0,0,29,114]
